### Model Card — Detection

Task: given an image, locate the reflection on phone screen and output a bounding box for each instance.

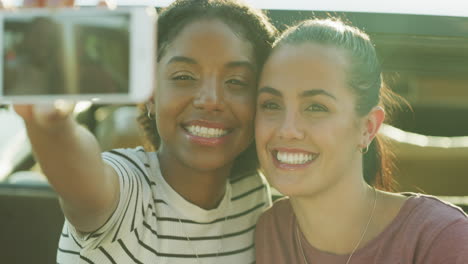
[3,14,130,96]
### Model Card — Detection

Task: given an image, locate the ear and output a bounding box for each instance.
[360,106,385,147]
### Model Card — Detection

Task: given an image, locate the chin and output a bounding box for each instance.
[275,186,309,197]
[267,175,307,197]
[186,157,233,173]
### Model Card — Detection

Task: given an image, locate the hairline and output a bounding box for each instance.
[158,16,255,65]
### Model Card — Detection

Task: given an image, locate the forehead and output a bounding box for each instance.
[161,19,255,65]
[260,43,350,94]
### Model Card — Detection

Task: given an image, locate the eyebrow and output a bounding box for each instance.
[167,56,197,65]
[226,61,256,73]
[258,86,337,100]
[166,56,255,72]
[258,86,282,96]
[301,89,337,100]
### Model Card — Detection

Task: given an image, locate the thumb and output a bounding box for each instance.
[28,100,75,127]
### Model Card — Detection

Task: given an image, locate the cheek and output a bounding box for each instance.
[314,117,361,154]
[254,121,271,170]
[254,114,274,148]
[228,92,256,123]
[156,90,185,115]
[156,78,197,108]
[240,100,256,123]
[154,91,189,134]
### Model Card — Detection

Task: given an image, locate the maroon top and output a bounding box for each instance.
[255,194,468,264]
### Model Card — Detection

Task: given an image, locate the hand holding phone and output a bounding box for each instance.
[2,0,76,125]
[0,3,156,104]
[2,1,143,236]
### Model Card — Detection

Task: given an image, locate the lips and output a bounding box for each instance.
[185,125,228,138]
[271,148,319,169]
[183,120,231,146]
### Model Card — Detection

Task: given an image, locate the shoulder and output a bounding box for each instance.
[403,194,468,262]
[102,146,157,188]
[102,146,149,164]
[399,193,467,237]
[230,170,271,204]
[398,194,468,257]
[404,193,467,225]
[258,197,293,227]
[102,147,153,178]
[230,169,268,186]
[256,198,294,247]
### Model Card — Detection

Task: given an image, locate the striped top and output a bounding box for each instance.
[57,147,272,264]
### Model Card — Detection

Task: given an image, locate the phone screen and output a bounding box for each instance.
[2,13,130,96]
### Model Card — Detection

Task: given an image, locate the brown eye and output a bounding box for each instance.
[306,104,328,112]
[260,101,280,110]
[172,75,195,81]
[226,79,248,86]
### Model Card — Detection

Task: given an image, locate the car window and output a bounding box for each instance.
[0,102,93,183]
[0,107,30,182]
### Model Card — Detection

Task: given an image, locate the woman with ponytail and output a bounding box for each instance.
[254,19,468,263]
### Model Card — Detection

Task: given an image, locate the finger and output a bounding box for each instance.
[97,0,107,7]
[23,0,75,8]
[98,0,117,9]
[23,0,46,8]
[35,100,75,119]
[13,100,75,125]
[13,104,34,121]
[53,99,76,116]
[33,100,75,124]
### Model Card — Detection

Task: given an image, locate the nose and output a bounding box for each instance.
[193,78,224,112]
[278,111,305,140]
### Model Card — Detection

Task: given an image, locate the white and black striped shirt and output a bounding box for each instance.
[57,147,272,263]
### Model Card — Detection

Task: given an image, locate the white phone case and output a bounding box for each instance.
[0,7,156,103]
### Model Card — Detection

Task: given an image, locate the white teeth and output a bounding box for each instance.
[276,151,315,165]
[186,125,228,138]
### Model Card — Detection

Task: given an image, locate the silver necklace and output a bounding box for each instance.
[295,187,377,264]
[175,197,230,264]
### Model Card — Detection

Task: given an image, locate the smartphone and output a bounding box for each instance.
[0,7,156,103]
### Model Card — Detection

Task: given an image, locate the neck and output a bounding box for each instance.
[157,151,231,210]
[291,171,376,254]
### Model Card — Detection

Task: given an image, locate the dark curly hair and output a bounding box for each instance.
[274,19,403,191]
[137,0,277,175]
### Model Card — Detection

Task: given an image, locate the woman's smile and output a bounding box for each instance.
[271,147,320,170]
[183,120,231,146]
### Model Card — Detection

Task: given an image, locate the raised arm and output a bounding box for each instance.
[15,104,120,233]
[3,0,123,234]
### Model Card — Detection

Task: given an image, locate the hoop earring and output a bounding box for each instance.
[360,144,369,154]
[146,104,153,120]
